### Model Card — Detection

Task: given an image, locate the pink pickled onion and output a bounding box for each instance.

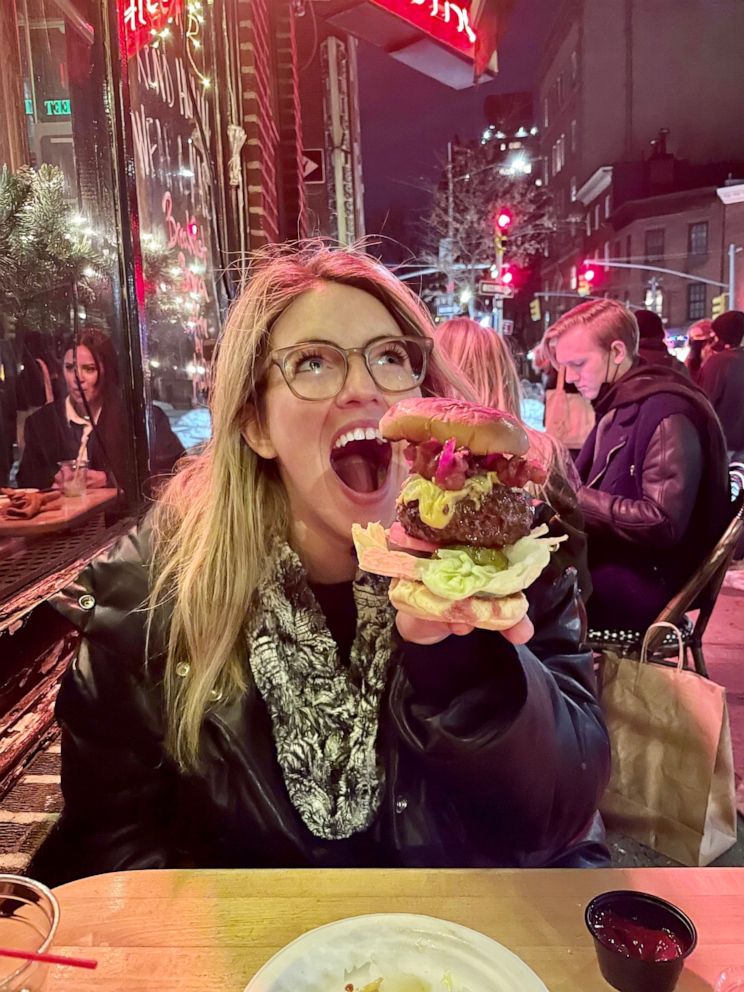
[434,438,456,487]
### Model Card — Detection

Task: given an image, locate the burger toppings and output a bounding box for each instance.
[404,439,547,491]
[330,428,392,494]
[398,484,534,549]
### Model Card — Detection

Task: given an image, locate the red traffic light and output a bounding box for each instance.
[583,265,596,283]
[495,210,512,231]
[501,266,514,285]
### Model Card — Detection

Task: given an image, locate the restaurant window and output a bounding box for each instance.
[687,283,707,321]
[645,228,665,263]
[688,221,709,256]
[0,0,139,603]
[121,3,224,453]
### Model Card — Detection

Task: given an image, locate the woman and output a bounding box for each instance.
[686,318,714,383]
[436,317,592,601]
[17,327,184,491]
[32,244,609,885]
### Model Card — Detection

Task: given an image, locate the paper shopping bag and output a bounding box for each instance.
[544,367,594,449]
[599,623,737,867]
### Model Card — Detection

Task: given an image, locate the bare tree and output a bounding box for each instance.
[416,141,555,307]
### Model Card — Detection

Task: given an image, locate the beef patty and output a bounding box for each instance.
[398,484,533,548]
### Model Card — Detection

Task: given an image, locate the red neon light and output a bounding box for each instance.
[368,0,478,58]
[121,0,183,58]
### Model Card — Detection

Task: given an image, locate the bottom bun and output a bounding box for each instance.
[389,578,528,631]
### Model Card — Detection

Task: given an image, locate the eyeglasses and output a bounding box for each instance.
[269,336,433,401]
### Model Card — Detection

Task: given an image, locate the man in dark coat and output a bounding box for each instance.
[698,310,744,463]
[546,299,730,632]
[634,309,689,376]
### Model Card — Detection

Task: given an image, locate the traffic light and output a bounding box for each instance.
[495,209,512,232]
[530,298,542,322]
[711,293,728,318]
[494,208,512,251]
[578,261,597,297]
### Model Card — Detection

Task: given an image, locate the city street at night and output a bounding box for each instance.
[2,0,744,988]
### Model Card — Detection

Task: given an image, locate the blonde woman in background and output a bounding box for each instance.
[31,244,609,885]
[436,317,591,602]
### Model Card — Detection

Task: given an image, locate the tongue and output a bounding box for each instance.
[333,452,379,493]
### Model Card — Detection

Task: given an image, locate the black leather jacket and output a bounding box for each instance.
[31,516,610,887]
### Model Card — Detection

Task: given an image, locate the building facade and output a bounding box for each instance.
[536,0,744,327]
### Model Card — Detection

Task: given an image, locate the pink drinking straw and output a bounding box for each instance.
[0,946,98,969]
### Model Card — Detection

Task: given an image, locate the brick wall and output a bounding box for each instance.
[233,0,304,248]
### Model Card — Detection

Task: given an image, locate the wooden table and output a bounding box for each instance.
[0,488,118,537]
[48,868,744,991]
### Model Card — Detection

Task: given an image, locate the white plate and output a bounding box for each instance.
[244,913,549,992]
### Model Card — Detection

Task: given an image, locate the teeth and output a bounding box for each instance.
[333,426,386,450]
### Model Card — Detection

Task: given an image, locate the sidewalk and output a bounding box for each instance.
[609,565,744,867]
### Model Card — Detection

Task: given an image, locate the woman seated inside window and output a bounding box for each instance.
[17,327,184,491]
[31,244,609,886]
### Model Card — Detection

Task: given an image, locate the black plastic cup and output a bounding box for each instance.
[585,890,698,992]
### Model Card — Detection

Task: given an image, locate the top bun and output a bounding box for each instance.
[381,397,528,456]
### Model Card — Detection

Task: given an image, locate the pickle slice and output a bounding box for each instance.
[442,545,508,569]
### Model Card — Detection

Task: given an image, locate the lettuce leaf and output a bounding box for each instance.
[421,525,564,601]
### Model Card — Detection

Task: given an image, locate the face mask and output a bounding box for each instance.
[593,349,621,408]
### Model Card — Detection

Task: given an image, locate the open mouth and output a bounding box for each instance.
[330,428,393,494]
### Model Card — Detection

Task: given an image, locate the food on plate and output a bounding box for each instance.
[344,978,430,992]
[352,398,563,630]
[0,488,61,521]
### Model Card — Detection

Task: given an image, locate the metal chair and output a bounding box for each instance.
[588,477,744,676]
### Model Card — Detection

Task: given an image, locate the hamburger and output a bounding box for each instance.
[351,397,564,630]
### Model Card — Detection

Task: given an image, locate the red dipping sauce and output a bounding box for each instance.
[592,908,684,962]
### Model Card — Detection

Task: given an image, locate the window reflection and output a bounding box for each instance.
[0,0,137,602]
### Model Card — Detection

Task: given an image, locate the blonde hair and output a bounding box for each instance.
[543,299,639,363]
[434,317,572,499]
[147,241,471,769]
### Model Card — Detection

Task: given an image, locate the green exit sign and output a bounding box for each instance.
[44,99,71,117]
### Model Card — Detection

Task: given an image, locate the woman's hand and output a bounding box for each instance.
[395,611,534,646]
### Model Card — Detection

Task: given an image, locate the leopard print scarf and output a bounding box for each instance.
[245,543,395,840]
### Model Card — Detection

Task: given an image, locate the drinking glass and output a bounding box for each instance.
[56,460,88,497]
[0,874,60,991]
[716,969,744,991]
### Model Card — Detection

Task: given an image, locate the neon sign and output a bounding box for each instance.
[369,0,477,57]
[121,0,183,58]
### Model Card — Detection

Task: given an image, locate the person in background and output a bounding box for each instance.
[698,310,744,463]
[545,299,730,633]
[685,318,714,382]
[17,327,184,490]
[436,317,591,602]
[634,309,689,376]
[30,243,609,887]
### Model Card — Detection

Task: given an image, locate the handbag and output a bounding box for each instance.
[599,622,738,867]
[544,367,594,449]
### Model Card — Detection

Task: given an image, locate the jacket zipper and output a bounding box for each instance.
[588,439,627,488]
